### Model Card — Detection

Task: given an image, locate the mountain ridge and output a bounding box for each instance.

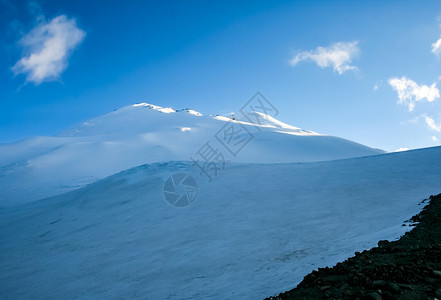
[0,102,383,205]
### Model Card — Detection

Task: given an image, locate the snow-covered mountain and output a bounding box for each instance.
[0,103,383,205]
[1,146,440,299]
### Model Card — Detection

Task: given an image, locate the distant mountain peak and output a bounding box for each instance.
[133,103,203,116]
[130,102,317,135]
[133,103,176,113]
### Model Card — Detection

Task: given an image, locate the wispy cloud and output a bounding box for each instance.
[395,147,409,152]
[431,37,441,56]
[373,80,383,91]
[388,76,439,111]
[290,41,360,74]
[12,15,85,84]
[27,1,43,18]
[432,136,439,142]
[424,115,441,132]
[432,19,441,56]
[400,116,421,126]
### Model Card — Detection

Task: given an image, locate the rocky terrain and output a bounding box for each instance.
[266,193,441,300]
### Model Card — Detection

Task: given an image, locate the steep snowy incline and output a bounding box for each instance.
[0,103,383,205]
[0,146,440,299]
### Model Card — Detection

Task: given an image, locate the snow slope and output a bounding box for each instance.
[0,103,383,205]
[1,146,440,299]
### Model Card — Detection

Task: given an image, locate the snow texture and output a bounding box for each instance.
[0,103,382,206]
[1,146,440,299]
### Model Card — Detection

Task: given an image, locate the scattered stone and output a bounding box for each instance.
[387,281,400,294]
[319,285,330,291]
[372,280,387,287]
[398,283,413,290]
[368,291,382,300]
[377,240,389,247]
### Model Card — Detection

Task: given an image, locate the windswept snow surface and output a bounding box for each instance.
[0,103,382,205]
[1,146,440,299]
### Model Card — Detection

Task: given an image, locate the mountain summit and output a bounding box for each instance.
[0,103,383,205]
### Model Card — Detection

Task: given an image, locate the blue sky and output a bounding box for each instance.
[1,0,441,151]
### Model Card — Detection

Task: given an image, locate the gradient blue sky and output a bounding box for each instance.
[1,0,441,151]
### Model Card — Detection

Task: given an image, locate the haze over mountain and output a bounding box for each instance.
[0,103,383,206]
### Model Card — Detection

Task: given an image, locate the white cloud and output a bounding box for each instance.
[290,41,360,74]
[395,147,409,152]
[432,136,439,142]
[388,76,440,111]
[432,37,441,56]
[424,116,441,132]
[12,15,85,84]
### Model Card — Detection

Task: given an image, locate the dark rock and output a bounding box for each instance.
[368,291,382,300]
[319,285,330,291]
[432,270,441,278]
[387,282,400,294]
[372,280,387,288]
[378,240,389,247]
